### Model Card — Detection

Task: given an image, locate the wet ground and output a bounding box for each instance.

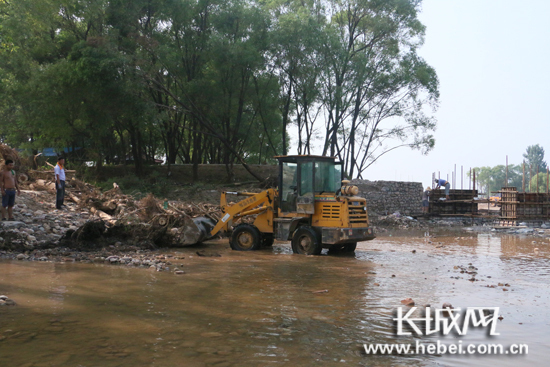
[1,228,549,366]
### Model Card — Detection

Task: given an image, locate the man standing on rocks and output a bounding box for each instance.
[0,159,21,221]
[55,157,66,210]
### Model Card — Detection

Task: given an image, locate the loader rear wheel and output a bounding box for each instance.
[291,226,322,255]
[230,224,261,251]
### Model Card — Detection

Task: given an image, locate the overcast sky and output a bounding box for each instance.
[362,0,550,189]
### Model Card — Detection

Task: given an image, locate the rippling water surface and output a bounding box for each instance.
[1,229,549,366]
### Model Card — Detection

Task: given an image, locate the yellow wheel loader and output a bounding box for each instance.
[209,155,375,255]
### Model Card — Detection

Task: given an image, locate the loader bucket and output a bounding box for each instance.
[179,216,217,245]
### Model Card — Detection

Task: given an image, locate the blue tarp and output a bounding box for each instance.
[41,147,82,157]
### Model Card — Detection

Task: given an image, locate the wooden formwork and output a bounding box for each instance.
[500,187,517,220]
[429,189,479,216]
[499,187,550,223]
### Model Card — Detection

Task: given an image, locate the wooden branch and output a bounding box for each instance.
[67,192,80,204]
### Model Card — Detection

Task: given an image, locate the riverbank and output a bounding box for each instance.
[2,187,550,268]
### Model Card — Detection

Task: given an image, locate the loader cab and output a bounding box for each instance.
[276,155,343,214]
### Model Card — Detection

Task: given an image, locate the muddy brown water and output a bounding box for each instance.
[1,229,548,366]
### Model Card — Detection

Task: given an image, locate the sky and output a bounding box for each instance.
[356,0,550,189]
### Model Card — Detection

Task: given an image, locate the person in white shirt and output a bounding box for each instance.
[54,157,66,210]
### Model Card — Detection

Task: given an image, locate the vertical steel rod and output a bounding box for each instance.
[529,165,533,192]
[536,166,539,195]
[522,162,525,192]
[506,155,508,187]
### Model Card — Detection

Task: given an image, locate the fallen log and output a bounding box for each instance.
[90,207,115,223]
[192,203,217,222]
[67,192,80,204]
[105,200,117,211]
[35,179,56,191]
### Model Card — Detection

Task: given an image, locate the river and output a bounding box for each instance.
[1,229,548,366]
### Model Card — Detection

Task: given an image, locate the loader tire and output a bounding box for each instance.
[262,233,274,247]
[342,242,357,252]
[329,242,356,254]
[291,226,322,255]
[230,224,261,251]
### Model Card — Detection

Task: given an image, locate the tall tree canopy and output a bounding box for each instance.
[0,0,438,180]
[523,144,547,175]
[472,144,549,194]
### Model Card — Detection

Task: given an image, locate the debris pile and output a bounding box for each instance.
[58,185,222,250]
[0,143,224,254]
[372,212,423,229]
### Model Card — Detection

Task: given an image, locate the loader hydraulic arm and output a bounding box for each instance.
[210,189,277,236]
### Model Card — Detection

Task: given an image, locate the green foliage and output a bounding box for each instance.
[87,168,172,198]
[0,0,437,180]
[523,144,547,174]
[471,165,522,197]
[529,172,550,194]
[471,145,550,194]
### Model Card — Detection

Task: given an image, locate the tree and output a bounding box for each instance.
[1,0,439,182]
[471,165,522,197]
[266,0,326,156]
[319,0,439,178]
[523,144,547,176]
[529,172,550,193]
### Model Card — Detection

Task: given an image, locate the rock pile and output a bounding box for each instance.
[371,212,424,229]
[0,191,90,253]
[0,178,223,257]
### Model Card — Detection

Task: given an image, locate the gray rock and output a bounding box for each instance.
[2,221,26,229]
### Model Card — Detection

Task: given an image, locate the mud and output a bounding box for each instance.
[1,228,549,366]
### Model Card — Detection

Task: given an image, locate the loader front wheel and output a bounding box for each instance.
[292,226,322,255]
[230,224,261,251]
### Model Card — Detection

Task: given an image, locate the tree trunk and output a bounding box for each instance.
[128,125,144,177]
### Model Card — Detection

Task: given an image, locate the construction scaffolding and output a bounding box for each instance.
[429,158,550,223]
[498,187,550,225]
[429,189,482,216]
